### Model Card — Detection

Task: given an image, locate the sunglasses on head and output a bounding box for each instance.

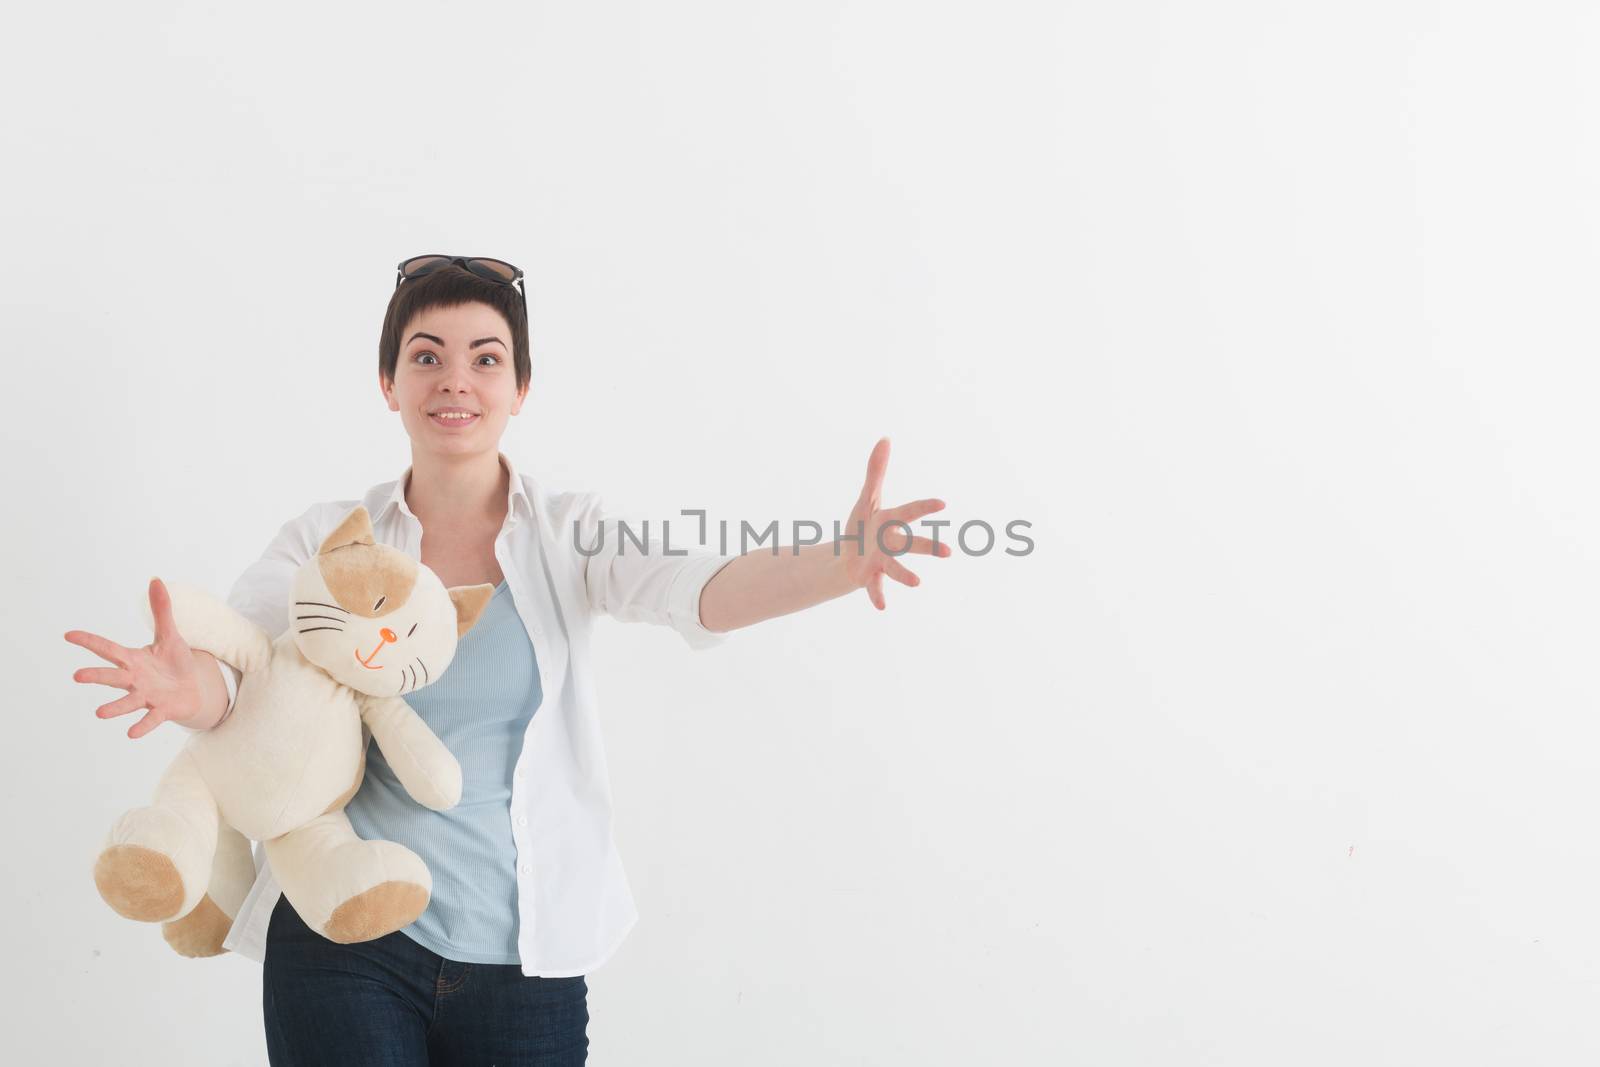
[395,255,528,326]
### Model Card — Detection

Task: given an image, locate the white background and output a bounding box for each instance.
[4,1,1599,1063]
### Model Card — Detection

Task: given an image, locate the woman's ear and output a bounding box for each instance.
[511,380,528,416]
[379,370,399,412]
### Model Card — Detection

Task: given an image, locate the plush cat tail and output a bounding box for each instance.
[449,584,496,637]
[139,580,273,675]
[319,506,376,556]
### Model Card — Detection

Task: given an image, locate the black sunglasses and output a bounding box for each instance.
[395,255,528,327]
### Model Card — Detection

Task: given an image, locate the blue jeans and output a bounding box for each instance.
[262,894,589,1065]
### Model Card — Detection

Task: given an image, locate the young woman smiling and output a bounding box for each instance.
[67,255,949,1065]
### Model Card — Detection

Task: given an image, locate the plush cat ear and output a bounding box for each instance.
[450,584,496,637]
[319,506,376,556]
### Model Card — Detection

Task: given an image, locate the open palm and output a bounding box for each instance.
[65,577,202,738]
[841,437,951,610]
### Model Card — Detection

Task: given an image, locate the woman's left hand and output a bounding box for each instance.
[840,437,952,610]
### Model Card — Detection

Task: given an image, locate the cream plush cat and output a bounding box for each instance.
[92,505,494,956]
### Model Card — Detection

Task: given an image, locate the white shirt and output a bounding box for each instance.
[207,452,736,977]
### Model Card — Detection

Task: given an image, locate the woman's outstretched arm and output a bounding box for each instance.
[697,437,950,633]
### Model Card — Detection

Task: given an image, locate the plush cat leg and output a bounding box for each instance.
[264,809,432,944]
[93,746,219,923]
[160,820,255,957]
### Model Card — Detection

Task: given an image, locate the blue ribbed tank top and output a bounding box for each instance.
[345,578,541,963]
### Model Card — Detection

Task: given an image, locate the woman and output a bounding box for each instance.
[66,255,949,1065]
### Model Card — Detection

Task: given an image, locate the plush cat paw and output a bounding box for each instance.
[162,894,233,957]
[94,844,185,922]
[95,806,212,922]
[322,881,430,943]
[267,821,432,944]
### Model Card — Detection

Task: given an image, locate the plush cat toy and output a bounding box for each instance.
[92,505,494,957]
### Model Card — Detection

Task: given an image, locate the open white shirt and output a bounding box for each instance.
[205,452,736,977]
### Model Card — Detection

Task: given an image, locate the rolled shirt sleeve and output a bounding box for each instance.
[216,658,240,720]
[577,494,738,650]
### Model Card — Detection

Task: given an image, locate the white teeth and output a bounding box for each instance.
[433,412,477,420]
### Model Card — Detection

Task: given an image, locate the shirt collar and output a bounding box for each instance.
[370,451,534,527]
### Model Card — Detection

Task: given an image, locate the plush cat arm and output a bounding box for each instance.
[358,693,463,812]
[139,579,273,675]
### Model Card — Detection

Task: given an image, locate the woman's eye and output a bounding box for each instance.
[413,352,498,366]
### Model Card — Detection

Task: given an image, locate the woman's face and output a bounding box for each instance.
[380,301,526,457]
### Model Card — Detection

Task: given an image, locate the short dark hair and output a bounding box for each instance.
[378,264,530,392]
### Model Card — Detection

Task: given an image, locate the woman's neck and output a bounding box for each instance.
[403,448,509,530]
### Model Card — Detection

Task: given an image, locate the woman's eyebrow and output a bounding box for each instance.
[405,331,506,350]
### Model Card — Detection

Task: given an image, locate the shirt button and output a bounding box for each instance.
[521,863,532,875]
[516,814,528,827]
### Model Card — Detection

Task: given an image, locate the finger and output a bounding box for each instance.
[96,693,148,720]
[873,523,946,556]
[903,536,952,558]
[74,667,133,690]
[128,710,165,739]
[149,577,178,643]
[883,557,921,588]
[63,630,133,669]
[868,571,886,611]
[859,437,890,510]
[885,498,945,525]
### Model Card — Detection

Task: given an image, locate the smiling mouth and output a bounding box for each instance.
[429,411,480,428]
[356,645,385,669]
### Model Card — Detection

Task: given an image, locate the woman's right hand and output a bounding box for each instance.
[66,577,205,739]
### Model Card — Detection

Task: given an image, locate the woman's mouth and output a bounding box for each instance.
[429,410,481,428]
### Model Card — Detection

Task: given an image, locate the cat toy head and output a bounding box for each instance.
[289,506,494,697]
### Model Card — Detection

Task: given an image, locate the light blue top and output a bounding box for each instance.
[345,578,542,964]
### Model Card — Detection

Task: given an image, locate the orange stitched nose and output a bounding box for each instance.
[358,628,399,669]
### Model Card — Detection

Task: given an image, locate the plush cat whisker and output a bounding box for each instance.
[393,658,432,695]
[295,600,351,615]
[298,626,346,634]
